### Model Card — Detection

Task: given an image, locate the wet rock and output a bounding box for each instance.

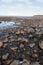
[29,43,35,48]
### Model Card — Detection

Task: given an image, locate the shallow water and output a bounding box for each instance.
[0,21,21,30]
[0,21,43,31]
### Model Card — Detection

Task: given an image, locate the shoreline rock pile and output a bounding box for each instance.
[0,26,43,65]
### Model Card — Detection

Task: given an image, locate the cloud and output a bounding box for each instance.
[0,4,41,16]
[1,0,13,3]
[1,0,32,4]
[36,0,43,2]
[0,0,32,8]
[0,0,43,16]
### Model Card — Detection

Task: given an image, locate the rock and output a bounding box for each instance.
[18,38,22,41]
[36,31,43,35]
[10,38,14,42]
[32,54,38,59]
[6,59,13,65]
[10,36,14,39]
[31,62,40,65]
[10,47,18,53]
[20,30,25,34]
[20,44,24,48]
[5,34,9,38]
[29,43,35,48]
[0,41,3,48]
[29,34,33,38]
[28,28,35,33]
[3,43,7,48]
[33,49,37,52]
[3,38,8,42]
[10,60,19,65]
[2,53,9,60]
[23,59,31,65]
[16,31,20,35]
[39,41,43,49]
[22,38,28,43]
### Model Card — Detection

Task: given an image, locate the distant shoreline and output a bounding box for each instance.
[0,15,43,27]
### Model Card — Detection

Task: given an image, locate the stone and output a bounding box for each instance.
[39,41,43,49]
[2,53,9,60]
[0,41,3,48]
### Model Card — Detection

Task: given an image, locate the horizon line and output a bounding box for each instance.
[0,14,43,17]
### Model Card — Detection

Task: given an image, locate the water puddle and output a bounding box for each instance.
[0,21,21,30]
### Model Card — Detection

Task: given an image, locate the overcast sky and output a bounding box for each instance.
[0,0,43,16]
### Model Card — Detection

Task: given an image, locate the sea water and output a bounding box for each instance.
[0,21,21,30]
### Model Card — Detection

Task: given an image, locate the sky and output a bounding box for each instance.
[0,0,43,16]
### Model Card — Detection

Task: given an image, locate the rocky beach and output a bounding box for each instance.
[0,16,43,65]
